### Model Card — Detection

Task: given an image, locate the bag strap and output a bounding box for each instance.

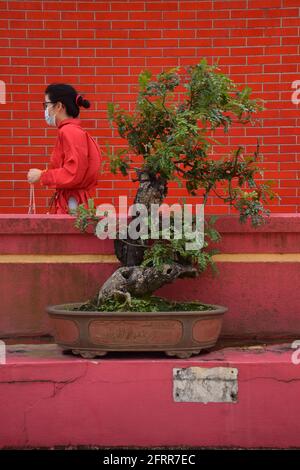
[46,190,59,214]
[28,183,36,214]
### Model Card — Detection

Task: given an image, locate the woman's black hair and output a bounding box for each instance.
[45,83,90,118]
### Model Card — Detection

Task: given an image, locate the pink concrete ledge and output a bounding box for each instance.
[0,213,299,254]
[0,342,299,449]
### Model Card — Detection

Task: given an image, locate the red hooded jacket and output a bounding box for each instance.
[40,117,101,214]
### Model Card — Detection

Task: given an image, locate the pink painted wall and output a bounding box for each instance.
[0,214,299,339]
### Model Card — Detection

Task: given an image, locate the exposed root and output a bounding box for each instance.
[96,262,198,307]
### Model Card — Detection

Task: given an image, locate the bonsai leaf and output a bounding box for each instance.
[107,102,115,124]
[138,69,152,91]
[106,143,131,176]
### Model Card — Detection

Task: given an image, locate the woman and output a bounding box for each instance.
[27,83,102,214]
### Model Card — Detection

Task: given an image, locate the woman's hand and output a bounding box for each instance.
[27,168,42,184]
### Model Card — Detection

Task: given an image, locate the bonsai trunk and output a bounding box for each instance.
[96,169,198,307]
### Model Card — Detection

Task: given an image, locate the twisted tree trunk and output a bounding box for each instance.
[113,169,168,266]
[96,169,197,307]
[96,263,198,307]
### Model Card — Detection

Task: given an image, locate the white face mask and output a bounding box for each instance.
[44,106,56,127]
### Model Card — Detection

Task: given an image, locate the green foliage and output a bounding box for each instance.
[75,294,215,313]
[70,198,99,232]
[105,143,131,176]
[106,58,279,228]
[140,213,221,277]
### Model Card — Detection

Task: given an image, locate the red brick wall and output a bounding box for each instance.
[0,0,299,214]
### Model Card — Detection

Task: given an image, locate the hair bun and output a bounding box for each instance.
[76,94,90,109]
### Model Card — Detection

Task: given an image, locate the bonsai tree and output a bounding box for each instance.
[72,59,278,311]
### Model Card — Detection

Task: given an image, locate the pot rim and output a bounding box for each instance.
[46,302,228,317]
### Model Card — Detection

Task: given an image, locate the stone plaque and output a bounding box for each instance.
[173,366,238,403]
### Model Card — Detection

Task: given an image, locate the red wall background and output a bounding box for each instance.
[0,0,299,214]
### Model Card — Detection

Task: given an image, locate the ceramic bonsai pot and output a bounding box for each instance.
[46,302,228,359]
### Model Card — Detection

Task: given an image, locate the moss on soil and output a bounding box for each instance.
[72,295,216,313]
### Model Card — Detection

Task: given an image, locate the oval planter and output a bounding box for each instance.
[46,302,228,359]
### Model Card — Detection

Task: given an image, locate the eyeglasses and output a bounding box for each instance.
[42,101,56,110]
